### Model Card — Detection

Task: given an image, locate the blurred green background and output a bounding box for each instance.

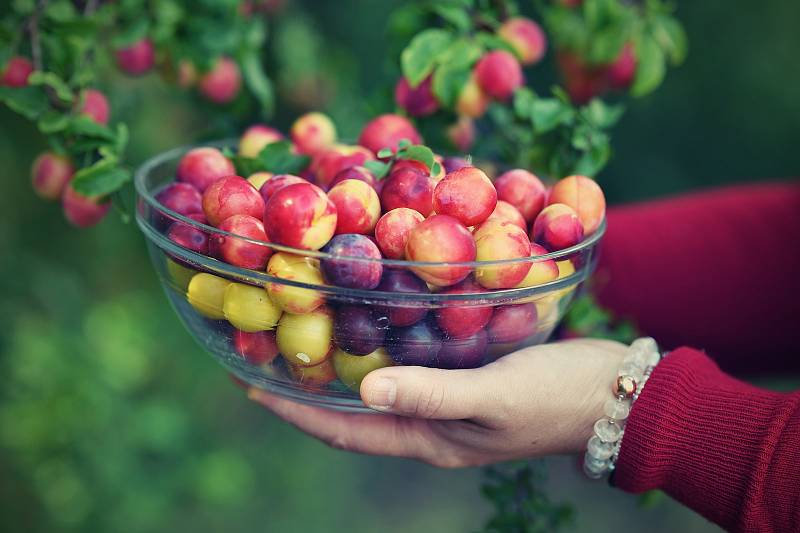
[2,1,798,532]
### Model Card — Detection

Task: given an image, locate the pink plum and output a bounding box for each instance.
[531,203,585,251]
[199,57,241,104]
[239,124,284,157]
[263,182,337,250]
[474,50,523,101]
[115,38,155,75]
[1,56,33,87]
[494,169,547,223]
[31,152,74,200]
[176,147,236,192]
[547,175,606,235]
[374,207,424,259]
[434,277,493,339]
[394,75,440,117]
[473,219,532,289]
[290,112,337,155]
[433,166,497,226]
[358,114,422,155]
[202,175,264,226]
[380,167,434,216]
[62,184,110,227]
[327,179,381,235]
[405,214,476,287]
[498,17,547,66]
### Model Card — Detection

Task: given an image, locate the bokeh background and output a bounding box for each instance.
[2,1,798,532]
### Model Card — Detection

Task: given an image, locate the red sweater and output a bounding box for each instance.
[595,181,800,532]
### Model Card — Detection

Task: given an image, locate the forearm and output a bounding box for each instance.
[614,348,800,532]
[595,181,800,374]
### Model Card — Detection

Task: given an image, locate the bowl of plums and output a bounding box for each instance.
[135,113,606,412]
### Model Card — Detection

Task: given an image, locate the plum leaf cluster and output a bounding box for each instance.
[479,460,574,533]
[0,0,280,226]
[390,0,686,180]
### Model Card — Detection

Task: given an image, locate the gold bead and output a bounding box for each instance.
[614,375,637,398]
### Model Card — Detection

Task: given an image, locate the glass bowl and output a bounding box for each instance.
[135,142,605,412]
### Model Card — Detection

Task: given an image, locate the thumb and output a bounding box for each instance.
[360,365,487,419]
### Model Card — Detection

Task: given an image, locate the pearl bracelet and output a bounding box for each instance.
[582,337,662,480]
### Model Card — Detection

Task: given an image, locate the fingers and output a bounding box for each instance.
[360,365,492,420]
[247,388,447,461]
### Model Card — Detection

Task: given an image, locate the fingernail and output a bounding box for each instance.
[364,377,396,411]
[247,387,264,402]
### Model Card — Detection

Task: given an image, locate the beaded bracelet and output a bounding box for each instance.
[583,337,662,480]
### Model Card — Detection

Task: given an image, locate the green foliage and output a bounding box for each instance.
[0,0,277,203]
[224,141,311,177]
[479,461,574,533]
[544,0,687,97]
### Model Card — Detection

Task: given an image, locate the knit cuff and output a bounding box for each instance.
[614,347,799,531]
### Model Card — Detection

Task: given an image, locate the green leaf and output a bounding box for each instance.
[431,62,471,107]
[653,15,688,65]
[585,26,628,65]
[257,141,310,175]
[475,32,516,54]
[0,86,49,119]
[71,159,132,197]
[398,145,435,170]
[376,148,394,159]
[241,49,274,117]
[438,37,483,68]
[112,17,150,48]
[44,0,78,22]
[431,162,442,177]
[631,34,666,97]
[572,135,611,177]
[363,160,391,180]
[68,116,117,141]
[27,71,74,103]
[397,139,412,150]
[582,99,625,129]
[530,98,575,133]
[432,5,472,33]
[513,88,536,120]
[37,110,70,133]
[401,29,454,87]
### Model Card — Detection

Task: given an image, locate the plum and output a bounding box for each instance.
[333,305,388,355]
[320,234,383,289]
[223,282,282,332]
[212,214,272,270]
[375,269,430,327]
[358,114,422,155]
[199,57,241,104]
[474,50,523,101]
[115,38,155,75]
[405,214,476,287]
[176,147,236,192]
[374,208,425,259]
[437,329,488,369]
[385,319,442,366]
[31,152,73,200]
[327,179,381,235]
[433,166,497,226]
[434,277,493,339]
[234,329,280,366]
[264,182,337,250]
[202,175,264,226]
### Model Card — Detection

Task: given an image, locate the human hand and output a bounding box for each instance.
[248,339,626,468]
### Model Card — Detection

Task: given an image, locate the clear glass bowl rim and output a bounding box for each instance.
[135,140,604,302]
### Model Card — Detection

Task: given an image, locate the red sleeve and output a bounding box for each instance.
[594,181,800,375]
[614,348,800,533]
